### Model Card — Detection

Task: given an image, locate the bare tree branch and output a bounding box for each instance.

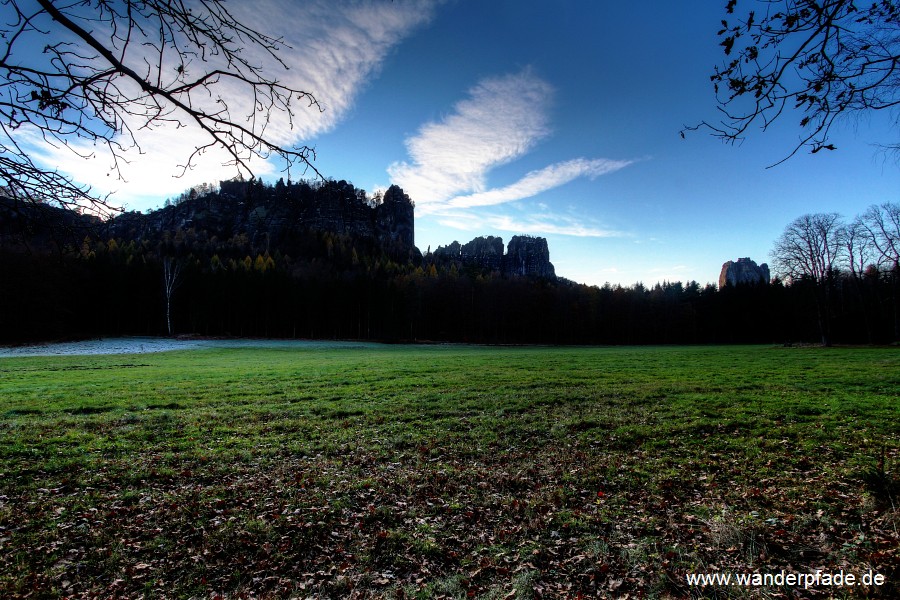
[858,201,900,268]
[0,0,323,218]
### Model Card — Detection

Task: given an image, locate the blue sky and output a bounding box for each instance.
[30,0,900,287]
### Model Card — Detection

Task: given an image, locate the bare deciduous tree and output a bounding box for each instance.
[772,212,846,345]
[772,212,846,282]
[857,202,900,269]
[843,217,878,279]
[162,255,182,336]
[685,0,900,165]
[0,0,320,217]
[856,202,900,340]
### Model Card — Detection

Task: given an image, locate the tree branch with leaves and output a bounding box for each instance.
[685,0,900,165]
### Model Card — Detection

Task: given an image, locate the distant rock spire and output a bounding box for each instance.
[719,257,770,288]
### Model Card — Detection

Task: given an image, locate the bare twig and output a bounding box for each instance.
[0,0,323,217]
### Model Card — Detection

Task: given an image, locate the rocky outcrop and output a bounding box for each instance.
[719,257,770,287]
[106,179,416,255]
[434,234,556,279]
[434,236,505,271]
[375,185,414,250]
[503,235,555,278]
[433,240,462,261]
[5,178,566,281]
[463,236,505,271]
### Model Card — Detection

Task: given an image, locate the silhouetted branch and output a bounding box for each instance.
[0,0,322,217]
[684,0,900,166]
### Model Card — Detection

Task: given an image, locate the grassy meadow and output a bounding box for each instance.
[0,344,897,598]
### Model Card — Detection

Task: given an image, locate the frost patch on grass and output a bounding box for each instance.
[0,337,385,357]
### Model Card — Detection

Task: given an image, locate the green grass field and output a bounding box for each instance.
[0,344,897,598]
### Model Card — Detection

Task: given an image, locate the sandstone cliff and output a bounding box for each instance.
[719,257,770,287]
[434,234,556,279]
[504,235,556,279]
[106,179,415,257]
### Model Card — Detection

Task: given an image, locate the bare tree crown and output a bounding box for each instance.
[772,212,846,282]
[772,203,900,283]
[0,0,321,216]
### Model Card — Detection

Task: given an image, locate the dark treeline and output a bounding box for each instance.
[2,235,899,345]
[1,181,898,345]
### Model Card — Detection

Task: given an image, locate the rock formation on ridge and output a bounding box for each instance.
[503,235,555,278]
[105,179,416,258]
[719,257,770,287]
[433,235,556,279]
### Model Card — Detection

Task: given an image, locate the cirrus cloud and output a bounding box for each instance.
[26,0,443,209]
[388,69,554,204]
[388,69,635,237]
[445,158,634,210]
[434,209,626,238]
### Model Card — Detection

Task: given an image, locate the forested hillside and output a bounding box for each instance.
[1,182,898,345]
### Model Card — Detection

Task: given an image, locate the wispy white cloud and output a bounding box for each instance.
[23,125,280,210]
[388,69,554,204]
[250,0,441,140]
[28,0,441,209]
[389,69,634,238]
[445,158,633,210]
[433,209,625,238]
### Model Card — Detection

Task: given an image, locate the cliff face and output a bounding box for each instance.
[719,257,770,287]
[434,234,556,279]
[3,180,564,282]
[106,180,415,256]
[375,185,414,250]
[434,236,505,271]
[504,236,555,279]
